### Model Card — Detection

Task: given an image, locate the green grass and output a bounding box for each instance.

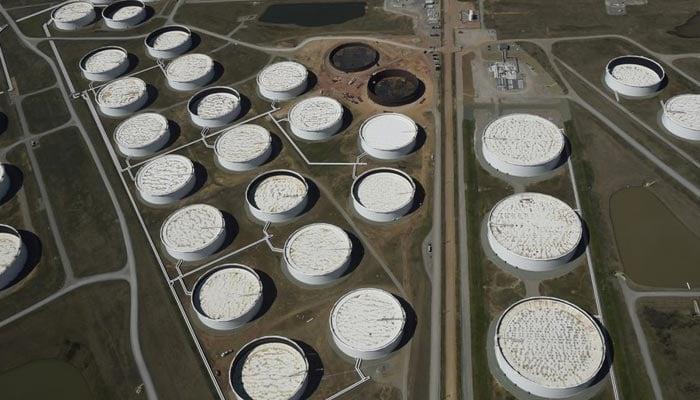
[673,57,700,81]
[33,128,125,278]
[0,26,55,94]
[21,88,71,134]
[516,41,569,94]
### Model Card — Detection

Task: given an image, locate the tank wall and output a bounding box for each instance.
[147,36,192,60]
[259,80,308,101]
[81,58,129,82]
[604,72,663,97]
[167,68,215,91]
[53,8,96,31]
[138,173,195,205]
[0,240,27,290]
[662,112,700,141]
[285,257,350,285]
[104,7,146,30]
[248,195,308,223]
[99,94,148,117]
[0,172,10,201]
[218,146,271,172]
[116,129,170,158]
[190,101,241,128]
[482,143,562,177]
[331,328,402,360]
[194,292,262,330]
[290,117,343,141]
[486,227,578,271]
[352,195,413,223]
[164,228,226,261]
[360,140,415,160]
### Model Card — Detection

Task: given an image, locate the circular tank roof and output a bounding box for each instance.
[664,94,700,131]
[215,124,271,164]
[108,4,143,21]
[151,28,190,51]
[488,193,582,261]
[166,54,214,84]
[257,61,308,92]
[252,173,307,214]
[483,114,565,167]
[161,204,225,253]
[284,223,352,278]
[233,338,308,400]
[360,113,418,151]
[97,77,147,108]
[195,265,262,321]
[52,1,93,23]
[610,64,662,87]
[193,90,240,119]
[330,288,406,353]
[114,112,168,150]
[0,229,22,276]
[355,169,415,213]
[82,47,127,74]
[496,297,606,390]
[136,154,193,197]
[288,96,343,132]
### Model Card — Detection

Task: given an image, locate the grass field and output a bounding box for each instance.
[21,88,71,134]
[638,297,700,400]
[484,0,700,53]
[673,57,700,81]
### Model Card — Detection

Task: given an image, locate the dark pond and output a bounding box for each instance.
[259,2,367,27]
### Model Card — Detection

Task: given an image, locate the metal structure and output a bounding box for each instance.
[494,297,607,398]
[160,204,226,261]
[661,94,700,141]
[604,55,666,97]
[482,113,566,177]
[144,25,193,59]
[191,264,263,330]
[187,86,242,128]
[487,192,583,271]
[135,154,195,205]
[165,53,215,91]
[79,46,129,82]
[257,61,308,101]
[351,168,416,222]
[215,124,272,172]
[360,112,418,160]
[283,223,352,285]
[246,169,309,223]
[229,336,309,400]
[96,76,148,117]
[288,96,344,141]
[113,112,170,157]
[330,288,406,360]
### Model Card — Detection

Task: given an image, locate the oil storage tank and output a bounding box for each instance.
[283,223,352,285]
[487,192,583,271]
[191,264,263,330]
[330,288,407,360]
[661,94,700,141]
[160,204,226,261]
[51,1,96,31]
[145,25,193,59]
[187,86,242,128]
[165,54,215,91]
[113,112,170,157]
[494,297,607,398]
[135,154,195,205]
[215,124,272,172]
[96,77,148,117]
[229,336,309,400]
[604,55,665,97]
[246,169,309,223]
[79,46,129,82]
[481,113,566,177]
[0,225,27,290]
[257,61,308,101]
[102,0,146,30]
[359,112,418,160]
[288,96,344,141]
[351,168,416,222]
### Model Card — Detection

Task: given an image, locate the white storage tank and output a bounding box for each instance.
[191,264,263,330]
[257,61,308,101]
[135,154,195,205]
[160,204,226,261]
[482,113,566,177]
[215,124,272,172]
[114,112,170,157]
[144,25,193,59]
[165,53,215,91]
[96,77,148,117]
[51,1,96,31]
[661,94,700,141]
[487,192,583,271]
[494,297,607,398]
[246,169,309,223]
[604,55,666,98]
[351,168,416,223]
[79,46,129,82]
[229,336,309,400]
[283,223,352,285]
[330,288,406,360]
[359,112,418,160]
[187,86,242,128]
[0,163,10,201]
[288,96,344,141]
[102,0,146,30]
[0,225,28,290]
